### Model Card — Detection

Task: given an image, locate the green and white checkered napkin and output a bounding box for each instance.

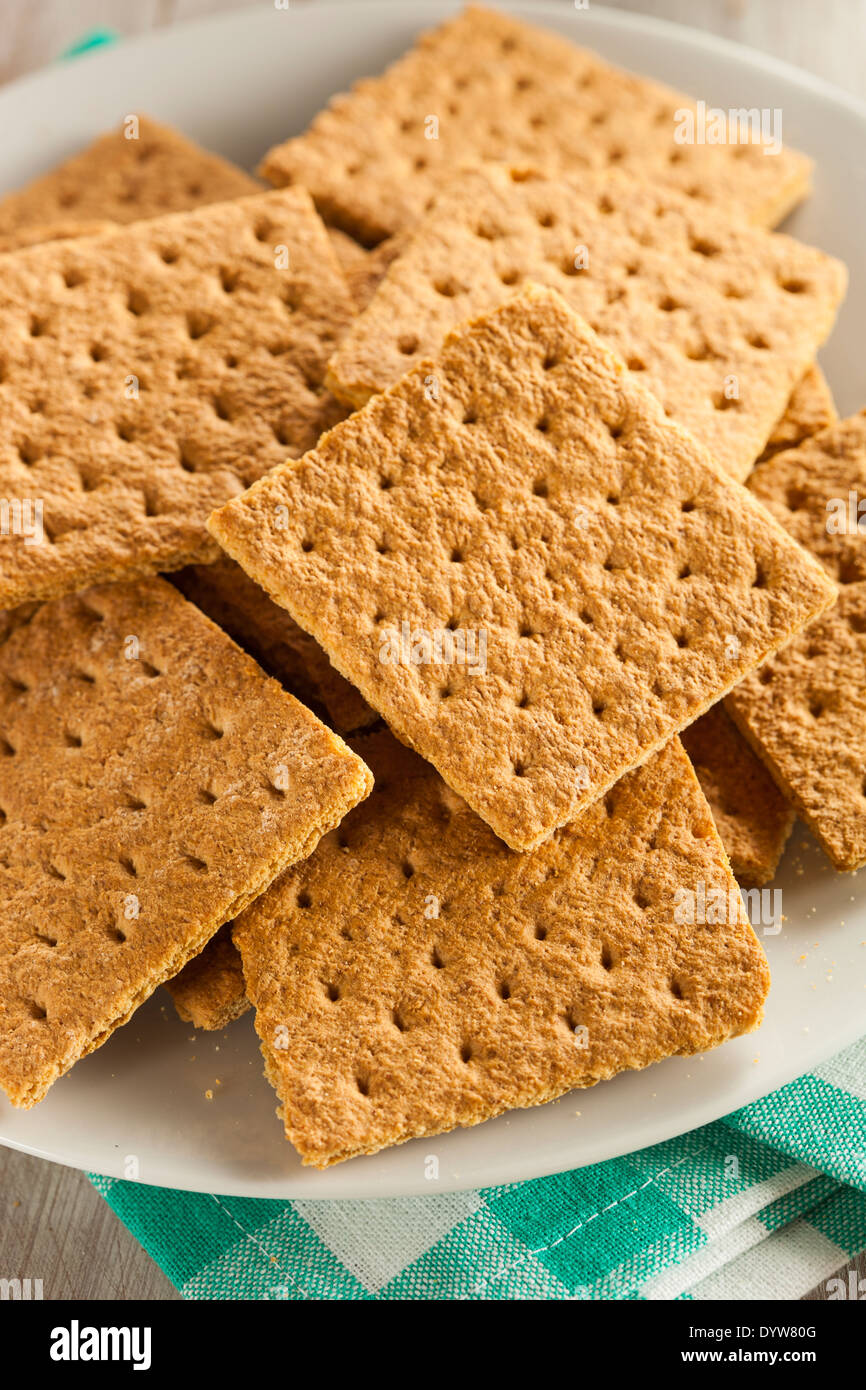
[89,1036,866,1300]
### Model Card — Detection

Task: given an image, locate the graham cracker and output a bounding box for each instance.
[173,557,375,733]
[727,412,866,870]
[326,228,369,297]
[0,116,260,244]
[0,187,354,608]
[0,602,40,648]
[681,704,794,885]
[325,165,846,483]
[327,228,405,311]
[759,363,837,464]
[0,577,371,1107]
[235,728,770,1167]
[165,924,248,1031]
[261,5,810,239]
[209,286,836,851]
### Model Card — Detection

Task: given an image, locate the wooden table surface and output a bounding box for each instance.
[1,0,864,1302]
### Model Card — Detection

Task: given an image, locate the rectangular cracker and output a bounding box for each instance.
[758,363,837,464]
[209,285,836,851]
[727,412,866,870]
[0,116,260,244]
[0,577,371,1107]
[235,729,770,1167]
[173,557,375,733]
[165,925,248,1032]
[0,188,354,608]
[681,704,794,885]
[325,165,846,482]
[261,5,810,239]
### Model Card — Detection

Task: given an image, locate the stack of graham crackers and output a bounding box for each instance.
[0,7,861,1169]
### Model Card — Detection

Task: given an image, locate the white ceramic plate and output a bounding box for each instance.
[1,2,864,1198]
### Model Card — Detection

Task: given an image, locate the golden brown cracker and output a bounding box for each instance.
[326,227,368,285]
[0,602,40,648]
[681,704,794,885]
[326,165,846,482]
[235,729,770,1167]
[210,286,836,851]
[0,219,117,254]
[727,413,866,870]
[0,577,371,1107]
[165,925,248,1031]
[327,228,406,311]
[0,116,259,243]
[173,557,375,733]
[0,188,354,608]
[745,412,866,578]
[261,5,810,240]
[759,364,837,465]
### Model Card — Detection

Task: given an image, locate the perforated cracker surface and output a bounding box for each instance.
[210,287,836,850]
[235,730,770,1167]
[173,557,375,733]
[0,188,354,607]
[0,117,260,242]
[727,413,866,870]
[261,5,810,240]
[326,166,846,482]
[681,704,794,885]
[0,578,372,1106]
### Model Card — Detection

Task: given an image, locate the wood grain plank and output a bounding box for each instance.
[0,1149,179,1300]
